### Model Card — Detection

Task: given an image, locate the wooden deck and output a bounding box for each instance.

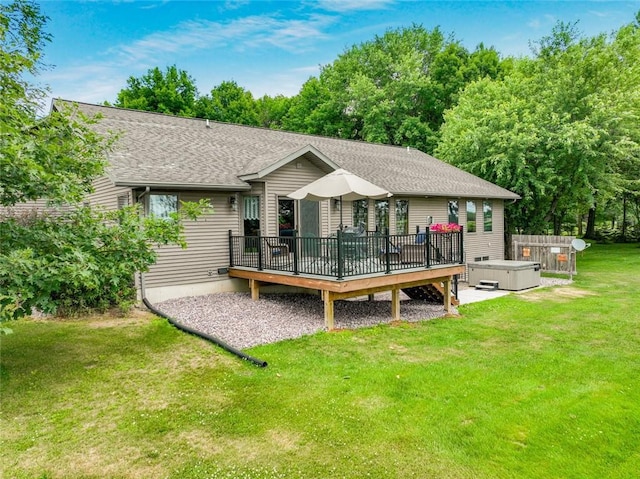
[229,264,466,329]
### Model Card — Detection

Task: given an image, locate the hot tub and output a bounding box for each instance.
[468,260,541,291]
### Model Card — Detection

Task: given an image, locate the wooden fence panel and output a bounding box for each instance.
[512,235,576,275]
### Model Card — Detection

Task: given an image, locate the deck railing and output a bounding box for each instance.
[229,228,464,280]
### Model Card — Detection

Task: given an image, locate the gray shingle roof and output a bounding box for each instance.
[56,100,519,199]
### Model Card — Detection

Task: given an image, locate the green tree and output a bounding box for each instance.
[0,1,209,326]
[282,76,338,135]
[436,18,640,237]
[1,1,107,206]
[280,26,506,152]
[195,80,259,125]
[255,94,291,129]
[114,65,198,116]
[583,13,640,239]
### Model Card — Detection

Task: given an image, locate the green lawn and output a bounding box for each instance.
[1,243,639,478]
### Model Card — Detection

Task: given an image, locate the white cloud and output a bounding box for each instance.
[113,13,335,66]
[139,1,171,10]
[221,0,251,11]
[39,8,338,104]
[527,14,556,30]
[314,0,395,13]
[40,10,338,105]
[292,64,323,74]
[41,63,128,104]
[527,19,541,29]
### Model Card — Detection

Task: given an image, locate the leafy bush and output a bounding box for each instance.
[592,224,640,243]
[0,201,210,321]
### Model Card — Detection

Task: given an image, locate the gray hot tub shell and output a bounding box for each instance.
[468,260,541,291]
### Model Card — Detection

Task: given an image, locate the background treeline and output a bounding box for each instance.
[109,18,640,242]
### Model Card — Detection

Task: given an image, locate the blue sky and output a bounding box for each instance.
[36,0,639,105]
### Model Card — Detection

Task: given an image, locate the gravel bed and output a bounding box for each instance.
[155,291,449,349]
[154,277,572,350]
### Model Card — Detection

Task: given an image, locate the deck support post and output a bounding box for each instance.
[249,279,260,301]
[323,290,335,330]
[391,287,400,321]
[443,277,452,314]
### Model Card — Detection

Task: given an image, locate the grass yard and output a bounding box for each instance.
[1,243,639,478]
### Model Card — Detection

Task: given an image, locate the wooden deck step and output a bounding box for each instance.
[402,283,460,306]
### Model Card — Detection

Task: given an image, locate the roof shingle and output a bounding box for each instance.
[57,100,519,199]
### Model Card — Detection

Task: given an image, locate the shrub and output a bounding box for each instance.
[0,201,210,321]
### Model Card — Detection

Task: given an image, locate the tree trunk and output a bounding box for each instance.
[585,204,597,239]
[553,214,562,236]
[544,195,560,225]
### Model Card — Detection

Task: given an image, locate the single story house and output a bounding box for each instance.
[54,100,519,311]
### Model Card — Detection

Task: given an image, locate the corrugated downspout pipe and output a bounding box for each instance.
[139,273,267,368]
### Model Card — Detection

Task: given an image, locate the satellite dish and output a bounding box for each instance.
[571,238,590,251]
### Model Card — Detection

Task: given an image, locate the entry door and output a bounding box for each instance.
[299,199,319,237]
[278,198,295,234]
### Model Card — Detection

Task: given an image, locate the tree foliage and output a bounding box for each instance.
[282,26,506,152]
[0,1,210,326]
[436,18,640,236]
[1,1,108,206]
[255,94,291,129]
[195,80,259,125]
[113,65,198,116]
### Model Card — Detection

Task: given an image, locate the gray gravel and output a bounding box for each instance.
[154,277,572,349]
[155,291,449,349]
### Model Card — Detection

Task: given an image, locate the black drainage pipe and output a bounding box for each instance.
[139,277,267,367]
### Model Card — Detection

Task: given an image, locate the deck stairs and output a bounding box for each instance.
[475,280,499,291]
[402,283,460,306]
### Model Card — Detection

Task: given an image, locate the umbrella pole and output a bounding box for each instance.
[339,196,344,230]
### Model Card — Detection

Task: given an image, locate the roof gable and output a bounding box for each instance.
[238,144,339,180]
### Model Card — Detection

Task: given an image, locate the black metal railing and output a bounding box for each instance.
[229,227,464,280]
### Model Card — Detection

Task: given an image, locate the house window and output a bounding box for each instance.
[352,199,368,230]
[483,200,493,232]
[375,199,389,233]
[117,194,129,209]
[467,200,477,233]
[448,200,459,224]
[243,196,260,236]
[395,199,409,235]
[278,198,295,234]
[148,193,178,219]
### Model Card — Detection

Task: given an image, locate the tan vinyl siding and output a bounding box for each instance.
[405,197,506,263]
[1,176,129,216]
[2,199,50,216]
[321,201,332,236]
[408,197,448,231]
[86,176,132,210]
[262,159,329,236]
[144,191,238,289]
[464,199,505,263]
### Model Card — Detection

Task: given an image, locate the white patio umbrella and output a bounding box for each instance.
[287,168,392,228]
